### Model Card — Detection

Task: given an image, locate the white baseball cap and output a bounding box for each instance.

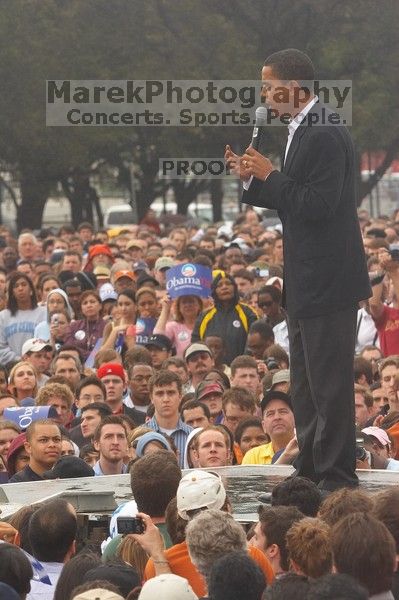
[21,338,52,356]
[138,574,198,600]
[176,470,226,520]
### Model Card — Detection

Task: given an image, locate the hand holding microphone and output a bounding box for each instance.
[226,106,273,182]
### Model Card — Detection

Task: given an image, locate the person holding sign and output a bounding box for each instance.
[192,272,258,366]
[154,294,203,358]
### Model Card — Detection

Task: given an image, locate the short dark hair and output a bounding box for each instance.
[83,562,140,598]
[130,450,181,517]
[354,357,373,386]
[331,512,396,596]
[180,399,211,420]
[258,284,282,304]
[76,376,106,400]
[28,499,77,562]
[93,415,127,442]
[264,48,315,83]
[222,387,256,412]
[0,543,33,596]
[26,419,61,443]
[248,319,275,341]
[307,573,368,600]
[148,369,182,395]
[271,476,322,517]
[319,488,373,527]
[258,505,304,571]
[373,487,399,552]
[208,551,266,600]
[81,402,112,419]
[230,355,258,377]
[263,572,310,600]
[53,552,101,600]
[234,417,264,444]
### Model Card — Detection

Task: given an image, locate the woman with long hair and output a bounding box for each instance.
[63,290,106,361]
[154,294,202,357]
[0,273,46,365]
[101,289,137,352]
[8,361,38,403]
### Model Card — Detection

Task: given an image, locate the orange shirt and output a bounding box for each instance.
[144,540,274,597]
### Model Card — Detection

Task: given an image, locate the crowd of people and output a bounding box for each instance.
[0,206,398,597]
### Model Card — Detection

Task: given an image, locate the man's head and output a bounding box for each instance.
[286,517,332,578]
[62,251,82,274]
[379,357,399,406]
[271,476,322,517]
[354,384,376,428]
[177,470,227,520]
[186,510,247,579]
[307,573,368,600]
[184,343,215,382]
[35,383,74,426]
[51,354,82,390]
[195,380,225,420]
[75,376,106,410]
[180,400,211,429]
[331,512,396,596]
[192,426,231,468]
[257,285,282,320]
[127,363,154,406]
[28,498,77,563]
[93,416,128,465]
[230,355,260,396]
[208,551,266,600]
[246,321,275,359]
[262,49,315,117]
[63,280,82,315]
[25,419,62,472]
[130,450,181,517]
[145,335,173,370]
[21,339,53,375]
[318,488,374,527]
[149,370,182,422]
[18,232,37,261]
[222,387,256,434]
[253,505,304,575]
[261,391,295,447]
[80,402,112,439]
[97,363,126,409]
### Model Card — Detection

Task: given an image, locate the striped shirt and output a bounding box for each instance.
[147,416,192,468]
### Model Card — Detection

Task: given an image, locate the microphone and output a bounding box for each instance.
[251,106,269,151]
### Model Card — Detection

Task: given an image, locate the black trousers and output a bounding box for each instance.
[287,305,358,491]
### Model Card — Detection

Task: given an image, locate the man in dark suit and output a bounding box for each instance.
[226,49,371,491]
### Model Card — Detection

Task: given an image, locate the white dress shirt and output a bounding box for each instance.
[243,95,319,190]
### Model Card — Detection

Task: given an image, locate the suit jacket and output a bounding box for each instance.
[242,102,371,319]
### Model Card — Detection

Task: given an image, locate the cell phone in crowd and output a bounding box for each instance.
[117,516,145,535]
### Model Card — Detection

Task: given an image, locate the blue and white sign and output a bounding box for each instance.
[4,406,58,430]
[166,263,212,299]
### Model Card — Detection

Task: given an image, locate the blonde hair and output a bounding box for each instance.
[35,382,74,410]
[8,361,38,399]
[117,536,149,580]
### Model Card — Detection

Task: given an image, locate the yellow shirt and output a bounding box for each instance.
[241,442,274,465]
